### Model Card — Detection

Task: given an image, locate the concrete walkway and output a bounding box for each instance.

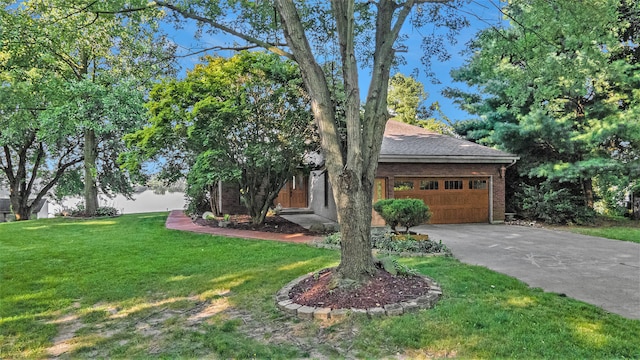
[280,213,337,230]
[412,223,640,320]
[165,210,321,244]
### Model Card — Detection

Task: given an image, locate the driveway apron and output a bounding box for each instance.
[412,224,640,320]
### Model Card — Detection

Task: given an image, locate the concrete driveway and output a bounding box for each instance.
[412,223,640,320]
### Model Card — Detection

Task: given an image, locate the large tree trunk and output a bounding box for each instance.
[275,0,411,281]
[276,0,376,282]
[582,177,594,208]
[9,191,31,221]
[2,130,82,221]
[333,169,377,279]
[83,128,99,215]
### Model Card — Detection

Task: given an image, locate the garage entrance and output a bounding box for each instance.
[393,177,490,224]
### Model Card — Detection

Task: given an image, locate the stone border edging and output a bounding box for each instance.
[275,271,442,320]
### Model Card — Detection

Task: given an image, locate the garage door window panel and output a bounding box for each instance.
[394,180,414,191]
[444,180,464,190]
[420,180,439,190]
[470,179,487,190]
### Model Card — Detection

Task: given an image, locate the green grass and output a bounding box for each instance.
[1,213,639,359]
[553,218,640,243]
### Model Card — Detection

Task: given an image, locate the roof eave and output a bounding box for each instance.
[379,155,520,164]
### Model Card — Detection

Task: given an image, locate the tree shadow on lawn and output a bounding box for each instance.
[4,257,352,359]
[1,214,345,358]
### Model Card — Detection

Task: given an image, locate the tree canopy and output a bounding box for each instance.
[1,0,175,217]
[387,73,456,135]
[125,51,315,225]
[387,73,429,126]
[448,0,640,221]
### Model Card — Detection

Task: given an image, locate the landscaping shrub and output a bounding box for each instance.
[323,229,449,255]
[370,229,448,254]
[520,183,596,225]
[373,198,431,233]
[69,205,119,217]
[95,206,119,217]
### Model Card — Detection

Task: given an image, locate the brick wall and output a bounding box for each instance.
[219,183,247,215]
[376,162,507,223]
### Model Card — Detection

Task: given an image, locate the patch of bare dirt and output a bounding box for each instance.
[289,265,431,309]
[43,290,442,359]
[194,215,329,235]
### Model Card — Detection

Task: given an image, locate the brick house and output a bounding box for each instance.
[220,120,519,225]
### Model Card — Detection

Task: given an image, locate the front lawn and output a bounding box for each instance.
[1,213,638,359]
[553,218,640,243]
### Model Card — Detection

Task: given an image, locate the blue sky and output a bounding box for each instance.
[160,1,505,123]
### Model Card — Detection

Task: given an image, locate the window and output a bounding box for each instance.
[323,172,329,207]
[420,180,439,190]
[444,180,463,190]
[394,180,414,191]
[469,179,487,190]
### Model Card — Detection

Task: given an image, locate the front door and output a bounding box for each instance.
[276,175,308,208]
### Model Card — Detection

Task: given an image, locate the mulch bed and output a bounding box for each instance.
[194,214,324,235]
[289,266,431,309]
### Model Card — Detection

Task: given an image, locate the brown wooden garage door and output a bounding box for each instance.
[394,177,489,224]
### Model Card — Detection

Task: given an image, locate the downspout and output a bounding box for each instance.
[489,176,494,224]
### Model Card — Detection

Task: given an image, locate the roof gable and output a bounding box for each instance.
[380,120,518,163]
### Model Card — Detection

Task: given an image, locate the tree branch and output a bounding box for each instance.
[25,142,45,199]
[154,1,295,60]
[2,145,15,184]
[171,43,286,61]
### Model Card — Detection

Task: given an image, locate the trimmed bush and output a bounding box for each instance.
[373,198,431,233]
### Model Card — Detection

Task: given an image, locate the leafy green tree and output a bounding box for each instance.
[0,70,83,220]
[125,52,315,225]
[1,0,175,216]
[448,0,640,222]
[387,73,429,125]
[387,73,455,134]
[41,79,148,209]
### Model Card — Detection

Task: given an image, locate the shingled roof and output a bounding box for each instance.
[380,120,518,163]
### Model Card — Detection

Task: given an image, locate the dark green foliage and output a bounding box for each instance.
[448,0,640,220]
[323,229,449,255]
[370,231,449,254]
[519,182,596,225]
[70,205,119,218]
[95,207,119,217]
[373,198,431,233]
